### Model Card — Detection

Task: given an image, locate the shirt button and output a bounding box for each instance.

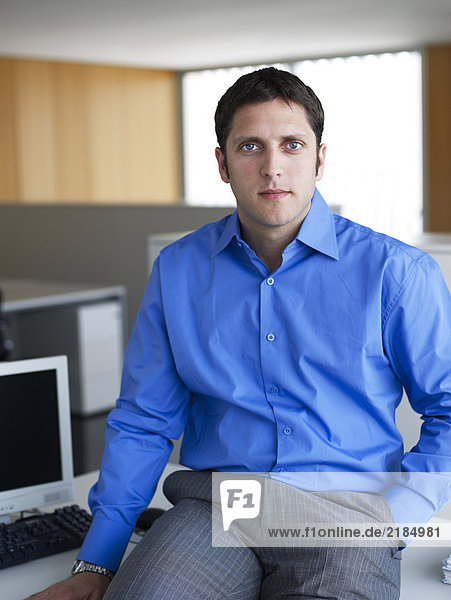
[271,385,279,393]
[267,277,275,286]
[266,333,275,342]
[277,467,286,472]
[283,427,292,435]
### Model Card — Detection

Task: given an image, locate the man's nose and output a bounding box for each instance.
[260,148,282,178]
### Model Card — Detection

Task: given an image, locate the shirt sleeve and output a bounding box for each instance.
[76,256,192,571]
[381,253,451,525]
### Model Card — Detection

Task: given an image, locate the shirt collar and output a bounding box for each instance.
[211,187,339,261]
[211,210,242,257]
[296,188,339,260]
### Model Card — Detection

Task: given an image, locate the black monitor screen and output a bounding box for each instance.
[0,369,62,491]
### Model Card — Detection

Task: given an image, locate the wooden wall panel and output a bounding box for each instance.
[122,69,180,202]
[0,58,180,204]
[0,60,17,201]
[53,63,90,201]
[85,66,129,202]
[12,60,58,202]
[425,45,451,231]
[85,66,180,203]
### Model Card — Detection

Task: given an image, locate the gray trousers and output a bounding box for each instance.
[104,471,401,600]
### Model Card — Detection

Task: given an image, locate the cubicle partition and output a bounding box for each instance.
[0,204,232,332]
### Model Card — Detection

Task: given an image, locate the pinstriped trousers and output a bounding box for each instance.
[104,471,402,600]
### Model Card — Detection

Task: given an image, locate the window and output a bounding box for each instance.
[182,52,423,239]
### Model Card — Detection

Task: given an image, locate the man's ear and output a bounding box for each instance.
[315,144,327,181]
[215,147,230,183]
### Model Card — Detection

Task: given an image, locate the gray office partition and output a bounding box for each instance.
[0,203,232,333]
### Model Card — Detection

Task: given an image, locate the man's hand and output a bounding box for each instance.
[24,571,110,600]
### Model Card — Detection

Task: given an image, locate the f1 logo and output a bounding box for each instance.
[219,480,262,531]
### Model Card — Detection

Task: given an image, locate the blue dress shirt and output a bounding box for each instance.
[78,189,451,571]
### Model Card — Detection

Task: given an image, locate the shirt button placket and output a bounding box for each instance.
[260,272,282,467]
[265,279,276,343]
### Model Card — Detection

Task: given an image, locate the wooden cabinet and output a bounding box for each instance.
[0,60,17,201]
[0,58,180,203]
[425,45,451,231]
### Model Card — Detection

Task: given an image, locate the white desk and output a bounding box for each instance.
[0,464,183,600]
[1,466,450,600]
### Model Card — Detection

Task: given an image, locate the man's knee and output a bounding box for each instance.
[105,498,262,600]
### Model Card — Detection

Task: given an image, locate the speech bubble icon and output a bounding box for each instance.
[219,479,262,531]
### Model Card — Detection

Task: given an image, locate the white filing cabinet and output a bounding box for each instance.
[1,280,126,416]
[76,302,123,414]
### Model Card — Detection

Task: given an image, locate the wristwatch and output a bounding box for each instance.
[71,559,116,581]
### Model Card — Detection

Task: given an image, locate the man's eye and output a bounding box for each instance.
[286,141,302,150]
[242,143,258,152]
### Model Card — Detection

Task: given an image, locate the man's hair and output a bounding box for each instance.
[214,67,325,156]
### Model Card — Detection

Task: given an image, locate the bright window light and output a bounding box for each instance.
[293,52,423,239]
[182,52,423,239]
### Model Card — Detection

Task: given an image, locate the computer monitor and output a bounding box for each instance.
[0,356,74,516]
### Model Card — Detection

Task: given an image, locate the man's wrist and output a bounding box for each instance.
[71,559,116,581]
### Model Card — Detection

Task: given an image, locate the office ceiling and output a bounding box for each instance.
[0,0,450,70]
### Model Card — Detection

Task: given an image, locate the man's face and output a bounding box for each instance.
[215,99,326,238]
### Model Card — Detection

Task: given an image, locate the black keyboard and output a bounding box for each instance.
[0,504,92,570]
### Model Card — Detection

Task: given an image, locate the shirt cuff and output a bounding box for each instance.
[76,513,135,572]
[382,482,436,525]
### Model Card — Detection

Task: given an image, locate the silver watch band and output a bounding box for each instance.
[71,559,115,581]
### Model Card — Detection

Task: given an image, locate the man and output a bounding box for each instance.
[27,68,451,600]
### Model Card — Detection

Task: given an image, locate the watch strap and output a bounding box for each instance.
[71,559,115,581]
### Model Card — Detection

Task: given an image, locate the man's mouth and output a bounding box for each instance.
[258,189,290,200]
